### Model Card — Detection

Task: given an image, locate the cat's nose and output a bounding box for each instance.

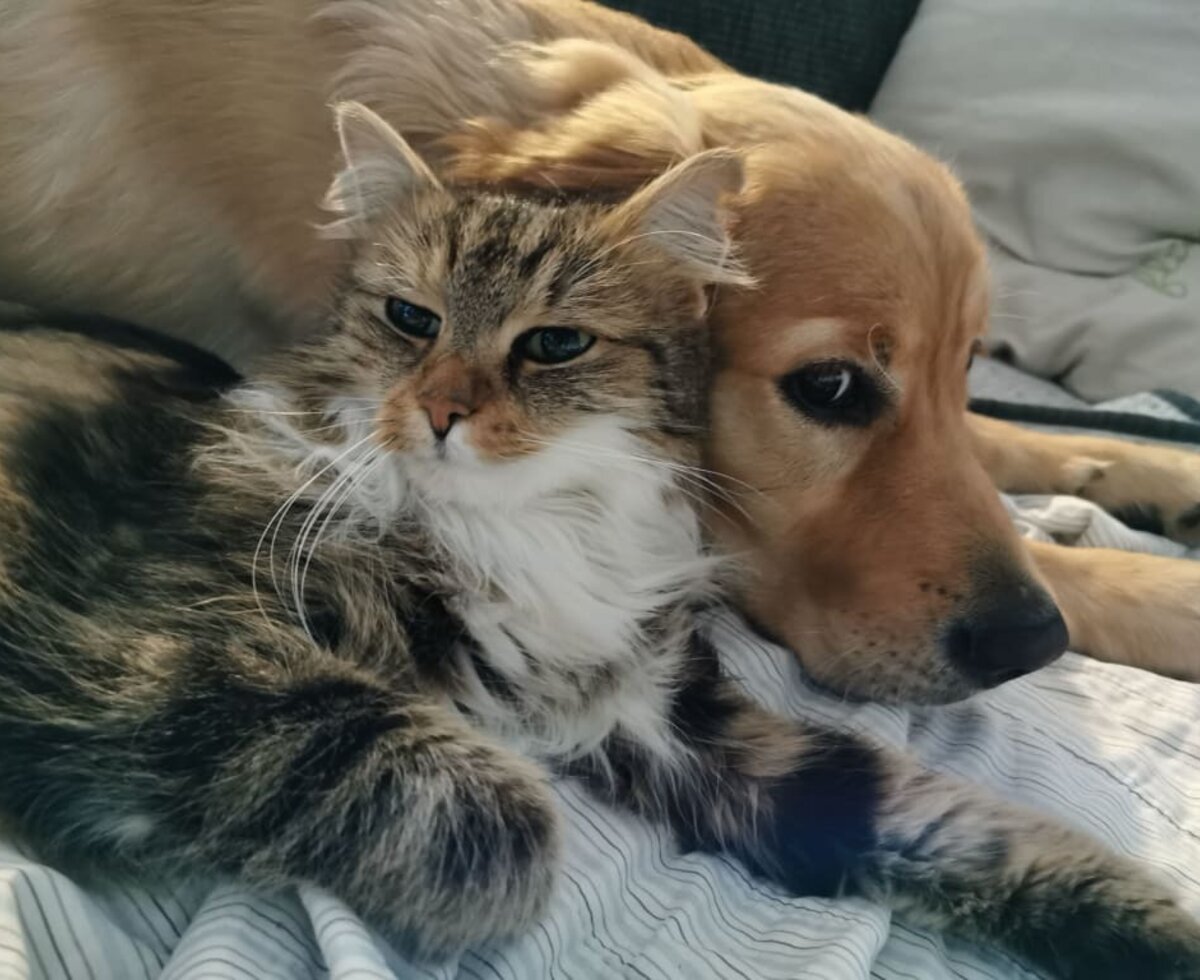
[422,397,471,441]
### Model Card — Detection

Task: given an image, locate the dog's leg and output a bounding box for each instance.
[577,642,1200,979]
[1027,538,1200,679]
[969,413,1200,675]
[969,413,1200,545]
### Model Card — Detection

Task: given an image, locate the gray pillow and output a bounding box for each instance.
[872,0,1200,400]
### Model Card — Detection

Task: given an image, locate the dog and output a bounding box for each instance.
[0,0,1197,700]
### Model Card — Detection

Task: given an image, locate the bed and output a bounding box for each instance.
[1,355,1197,980]
[4,1,1199,977]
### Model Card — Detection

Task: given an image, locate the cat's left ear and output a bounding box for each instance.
[322,101,445,238]
[604,148,752,287]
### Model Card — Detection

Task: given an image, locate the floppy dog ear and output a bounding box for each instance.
[442,40,703,193]
[438,40,748,284]
[604,149,751,287]
[323,101,445,238]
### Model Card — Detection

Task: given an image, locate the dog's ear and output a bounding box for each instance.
[604,149,751,286]
[442,40,703,194]
[444,116,675,193]
[322,101,444,237]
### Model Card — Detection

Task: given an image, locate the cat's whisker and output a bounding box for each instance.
[224,395,378,417]
[285,440,383,637]
[251,431,378,627]
[225,407,351,417]
[242,407,377,424]
[224,404,382,446]
[528,449,750,525]
[287,466,356,634]
[512,433,760,520]
[514,434,731,497]
[281,418,380,439]
[528,437,720,516]
[254,474,328,623]
[292,446,387,639]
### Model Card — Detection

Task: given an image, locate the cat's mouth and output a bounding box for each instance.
[408,423,478,466]
[401,432,507,493]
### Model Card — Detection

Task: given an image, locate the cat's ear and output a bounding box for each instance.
[605,149,752,287]
[322,101,444,238]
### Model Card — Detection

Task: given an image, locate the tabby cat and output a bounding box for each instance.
[0,104,1197,978]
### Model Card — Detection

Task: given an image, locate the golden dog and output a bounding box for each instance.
[0,0,1197,699]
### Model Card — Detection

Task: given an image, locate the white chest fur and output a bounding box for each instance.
[229,392,711,764]
[410,419,712,761]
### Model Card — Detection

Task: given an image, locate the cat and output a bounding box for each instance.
[0,103,1197,978]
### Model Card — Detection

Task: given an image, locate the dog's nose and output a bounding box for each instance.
[946,590,1068,687]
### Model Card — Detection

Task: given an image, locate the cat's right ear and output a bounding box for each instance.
[322,101,444,238]
[604,149,752,288]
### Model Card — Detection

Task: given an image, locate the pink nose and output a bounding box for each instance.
[421,397,472,439]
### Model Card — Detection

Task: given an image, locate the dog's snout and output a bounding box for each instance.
[946,587,1068,688]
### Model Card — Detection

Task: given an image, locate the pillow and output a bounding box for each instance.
[870,0,1200,400]
[605,0,921,111]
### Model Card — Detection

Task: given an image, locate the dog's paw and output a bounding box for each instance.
[1087,550,1200,679]
[1029,541,1200,679]
[1066,443,1200,546]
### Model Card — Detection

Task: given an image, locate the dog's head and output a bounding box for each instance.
[706,128,1067,703]
[445,53,1067,703]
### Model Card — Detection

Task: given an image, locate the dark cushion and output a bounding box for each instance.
[601,0,921,111]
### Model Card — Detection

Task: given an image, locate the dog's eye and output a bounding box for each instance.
[518,327,596,365]
[780,361,881,427]
[385,298,441,339]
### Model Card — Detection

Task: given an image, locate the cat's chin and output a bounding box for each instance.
[396,430,525,510]
[397,416,658,513]
[401,449,541,511]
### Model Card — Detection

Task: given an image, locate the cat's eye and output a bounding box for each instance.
[518,327,596,365]
[385,298,441,339]
[779,360,882,427]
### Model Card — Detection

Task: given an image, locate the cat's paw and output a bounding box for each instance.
[376,744,562,960]
[1031,875,1200,979]
[1067,442,1200,546]
[1091,899,1200,980]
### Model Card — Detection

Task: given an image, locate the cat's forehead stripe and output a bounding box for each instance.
[546,252,596,309]
[440,197,595,341]
[517,239,555,281]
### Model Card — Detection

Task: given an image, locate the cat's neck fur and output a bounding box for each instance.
[220,382,714,760]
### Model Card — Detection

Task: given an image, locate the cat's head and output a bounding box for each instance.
[269,102,748,507]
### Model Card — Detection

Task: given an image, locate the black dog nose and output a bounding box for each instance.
[946,591,1068,688]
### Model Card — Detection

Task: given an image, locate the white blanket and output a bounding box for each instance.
[3,364,1199,980]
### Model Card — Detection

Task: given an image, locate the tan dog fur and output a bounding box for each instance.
[0,0,1196,695]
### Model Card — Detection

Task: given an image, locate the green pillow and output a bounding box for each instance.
[602,0,921,111]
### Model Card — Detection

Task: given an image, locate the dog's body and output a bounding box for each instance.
[0,0,1197,691]
[0,0,708,363]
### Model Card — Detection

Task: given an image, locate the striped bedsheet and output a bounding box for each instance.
[2,360,1198,980]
